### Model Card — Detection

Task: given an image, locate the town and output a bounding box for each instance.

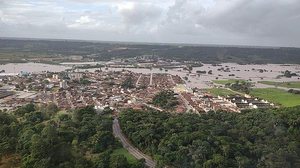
[1,0,300,167]
[0,65,275,113]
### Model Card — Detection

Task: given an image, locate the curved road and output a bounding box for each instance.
[113,118,156,168]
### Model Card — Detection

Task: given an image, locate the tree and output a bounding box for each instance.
[93,150,112,168]
[102,107,113,115]
[0,112,18,156]
[1,104,120,167]
[80,78,91,85]
[121,77,135,89]
[119,107,300,168]
[15,103,35,116]
[284,70,292,78]
[92,131,115,153]
[131,159,146,168]
[22,134,50,168]
[45,103,59,114]
[109,155,129,168]
[152,90,178,110]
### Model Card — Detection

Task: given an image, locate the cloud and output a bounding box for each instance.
[68,15,98,28]
[117,2,164,25]
[199,0,300,45]
[0,0,300,47]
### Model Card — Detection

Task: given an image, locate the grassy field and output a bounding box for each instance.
[250,88,300,107]
[112,148,138,164]
[205,88,241,96]
[213,79,246,85]
[259,81,300,88]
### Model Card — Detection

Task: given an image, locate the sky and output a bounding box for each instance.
[0,0,300,47]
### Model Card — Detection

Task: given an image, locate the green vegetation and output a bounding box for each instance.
[152,90,178,110]
[112,148,138,165]
[228,81,252,94]
[2,39,300,64]
[121,77,135,89]
[250,88,300,107]
[0,104,142,168]
[196,70,206,74]
[288,89,300,95]
[119,108,300,168]
[77,64,104,69]
[79,78,92,85]
[282,70,298,78]
[205,88,240,96]
[213,80,252,94]
[213,79,245,85]
[259,81,300,88]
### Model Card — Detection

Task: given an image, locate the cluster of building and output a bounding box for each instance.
[106,56,184,69]
[0,70,188,112]
[0,68,275,113]
[175,89,275,113]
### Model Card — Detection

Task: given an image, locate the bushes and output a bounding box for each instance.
[288,89,300,95]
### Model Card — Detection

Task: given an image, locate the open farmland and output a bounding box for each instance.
[250,88,300,107]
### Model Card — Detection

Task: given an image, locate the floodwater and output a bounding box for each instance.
[1,62,300,89]
[60,61,106,65]
[0,62,69,74]
[80,63,300,88]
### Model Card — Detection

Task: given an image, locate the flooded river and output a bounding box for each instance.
[80,63,300,88]
[1,62,299,89]
[0,62,69,74]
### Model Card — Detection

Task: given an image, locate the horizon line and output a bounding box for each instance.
[0,36,298,49]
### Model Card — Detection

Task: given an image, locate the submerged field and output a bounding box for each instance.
[259,81,300,88]
[250,88,300,107]
[212,79,246,85]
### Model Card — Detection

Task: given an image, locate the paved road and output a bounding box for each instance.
[226,88,244,95]
[150,73,153,86]
[170,75,193,112]
[169,74,175,85]
[113,118,156,168]
[142,103,163,112]
[136,74,142,87]
[179,93,193,112]
[66,91,75,108]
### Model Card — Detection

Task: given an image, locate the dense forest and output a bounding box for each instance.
[152,90,179,110]
[0,104,144,168]
[1,38,300,64]
[119,107,300,168]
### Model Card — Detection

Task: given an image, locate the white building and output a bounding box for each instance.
[52,74,59,80]
[59,80,68,89]
[68,72,83,80]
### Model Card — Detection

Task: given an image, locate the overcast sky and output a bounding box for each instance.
[0,0,300,47]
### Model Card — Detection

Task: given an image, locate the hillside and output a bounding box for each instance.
[1,38,300,64]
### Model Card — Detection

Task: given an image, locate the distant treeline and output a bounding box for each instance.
[1,38,300,64]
